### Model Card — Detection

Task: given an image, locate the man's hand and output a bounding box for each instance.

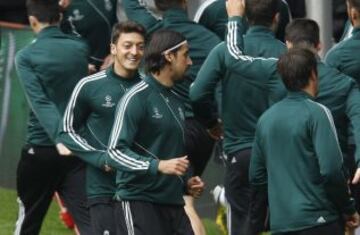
[226,0,245,18]
[187,176,205,198]
[158,156,189,176]
[352,168,360,184]
[56,143,73,156]
[344,212,360,229]
[207,120,223,140]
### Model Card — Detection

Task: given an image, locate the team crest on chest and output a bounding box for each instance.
[152,107,163,119]
[102,95,115,108]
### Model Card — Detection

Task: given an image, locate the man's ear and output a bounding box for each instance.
[28,15,38,29]
[110,43,117,55]
[351,7,360,22]
[164,53,174,63]
[273,12,280,25]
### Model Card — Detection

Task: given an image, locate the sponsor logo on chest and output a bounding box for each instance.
[102,95,116,108]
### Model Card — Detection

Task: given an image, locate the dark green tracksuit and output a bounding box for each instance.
[104,75,192,234]
[58,67,141,234]
[193,0,291,41]
[225,16,360,168]
[325,27,360,84]
[192,16,360,233]
[250,91,355,233]
[190,16,286,235]
[15,26,91,235]
[123,0,221,176]
[61,0,117,69]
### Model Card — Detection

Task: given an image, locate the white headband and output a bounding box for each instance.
[161,40,187,55]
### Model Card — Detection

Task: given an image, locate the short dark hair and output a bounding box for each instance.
[144,29,186,74]
[285,18,320,48]
[26,0,60,24]
[111,21,146,44]
[277,48,317,92]
[347,0,360,11]
[245,0,280,27]
[154,0,183,11]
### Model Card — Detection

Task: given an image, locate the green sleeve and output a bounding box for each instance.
[15,50,61,143]
[312,105,356,215]
[123,0,160,31]
[225,16,247,60]
[249,125,267,190]
[106,91,158,175]
[345,81,360,167]
[324,47,341,70]
[189,43,226,128]
[58,80,107,169]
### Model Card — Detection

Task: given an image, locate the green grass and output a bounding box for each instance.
[0,187,223,235]
[0,187,74,235]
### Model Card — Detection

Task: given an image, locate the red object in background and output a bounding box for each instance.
[54,192,80,235]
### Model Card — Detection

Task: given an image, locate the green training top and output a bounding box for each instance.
[250,91,355,233]
[61,0,117,68]
[15,26,88,146]
[123,0,221,117]
[105,75,188,205]
[58,67,141,199]
[204,17,360,167]
[325,27,360,84]
[190,17,286,155]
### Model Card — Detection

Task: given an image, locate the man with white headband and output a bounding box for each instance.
[103,29,204,235]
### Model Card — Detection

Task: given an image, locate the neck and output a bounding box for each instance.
[113,62,135,79]
[353,20,360,28]
[34,23,53,34]
[152,69,174,88]
[302,85,316,97]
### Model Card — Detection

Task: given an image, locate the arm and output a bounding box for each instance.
[249,126,267,190]
[312,105,356,215]
[344,81,360,183]
[58,79,107,169]
[122,0,160,31]
[15,51,61,143]
[106,89,159,175]
[324,47,342,70]
[189,43,225,128]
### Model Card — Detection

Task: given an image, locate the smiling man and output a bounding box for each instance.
[58,21,146,234]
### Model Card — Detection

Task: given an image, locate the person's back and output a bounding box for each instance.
[16,15,88,146]
[325,0,360,84]
[250,48,358,234]
[256,94,346,232]
[14,1,91,234]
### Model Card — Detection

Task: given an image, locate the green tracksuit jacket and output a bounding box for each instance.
[61,0,117,68]
[15,26,88,146]
[123,0,221,117]
[105,75,187,205]
[250,91,355,233]
[325,27,360,84]
[58,67,141,199]
[193,0,291,41]
[195,16,360,166]
[190,17,286,155]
